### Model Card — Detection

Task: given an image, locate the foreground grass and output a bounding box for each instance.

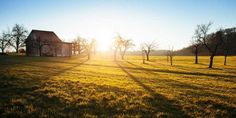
[0,55,236,117]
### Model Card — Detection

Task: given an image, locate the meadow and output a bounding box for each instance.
[0,54,236,117]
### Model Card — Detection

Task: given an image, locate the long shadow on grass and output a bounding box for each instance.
[124,61,236,97]
[1,75,184,117]
[1,58,88,81]
[115,61,189,117]
[77,63,236,78]
[121,61,236,117]
[0,75,70,117]
[29,59,235,78]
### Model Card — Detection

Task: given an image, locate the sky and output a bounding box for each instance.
[0,0,236,51]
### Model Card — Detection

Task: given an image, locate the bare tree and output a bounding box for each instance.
[168,46,174,66]
[120,39,134,60]
[10,24,28,53]
[142,40,157,61]
[195,22,224,68]
[72,36,84,55]
[81,39,93,60]
[190,38,201,64]
[222,28,236,65]
[0,31,10,53]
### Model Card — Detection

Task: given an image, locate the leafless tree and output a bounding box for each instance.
[222,28,236,65]
[142,40,157,61]
[120,39,134,60]
[9,24,28,53]
[195,22,224,68]
[0,31,11,53]
[81,39,94,60]
[168,46,174,66]
[72,36,84,55]
[190,37,201,64]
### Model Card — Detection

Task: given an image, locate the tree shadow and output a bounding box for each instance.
[0,75,68,117]
[120,61,236,117]
[0,74,187,117]
[21,59,89,79]
[115,61,189,117]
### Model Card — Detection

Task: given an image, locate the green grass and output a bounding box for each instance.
[0,55,236,117]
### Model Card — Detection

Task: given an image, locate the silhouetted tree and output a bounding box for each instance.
[168,46,174,66]
[82,39,93,60]
[191,37,201,64]
[0,31,10,53]
[120,39,134,60]
[10,24,28,53]
[72,36,84,54]
[142,40,157,61]
[195,22,224,68]
[222,28,236,65]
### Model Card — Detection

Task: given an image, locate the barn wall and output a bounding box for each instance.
[26,34,40,56]
[26,31,72,57]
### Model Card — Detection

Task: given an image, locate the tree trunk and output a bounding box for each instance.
[146,53,149,61]
[224,55,227,66]
[16,44,19,53]
[209,54,214,68]
[170,56,173,66]
[195,47,198,64]
[1,48,4,53]
[16,37,19,53]
[121,49,127,60]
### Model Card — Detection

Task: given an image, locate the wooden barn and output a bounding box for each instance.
[26,30,72,57]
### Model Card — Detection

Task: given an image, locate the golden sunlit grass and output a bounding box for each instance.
[0,55,236,117]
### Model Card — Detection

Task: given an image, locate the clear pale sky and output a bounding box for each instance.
[0,0,236,51]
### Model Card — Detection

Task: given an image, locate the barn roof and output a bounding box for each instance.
[27,30,62,43]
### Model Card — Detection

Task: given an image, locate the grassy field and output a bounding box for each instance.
[0,54,236,117]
